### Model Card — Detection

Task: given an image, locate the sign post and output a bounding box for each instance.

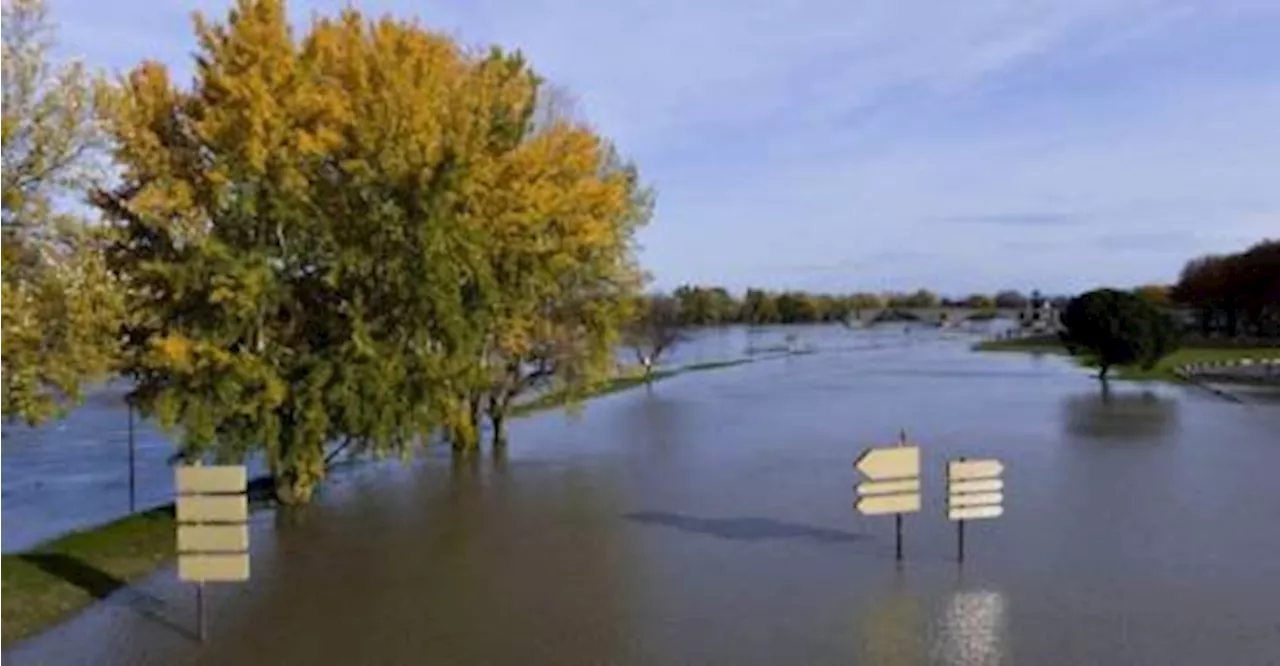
[946,457,1004,562]
[175,465,250,642]
[854,430,921,560]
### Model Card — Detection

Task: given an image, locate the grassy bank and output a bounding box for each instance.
[974,335,1280,381]
[0,355,755,646]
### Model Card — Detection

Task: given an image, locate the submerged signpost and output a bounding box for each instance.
[175,465,250,641]
[854,431,921,560]
[946,457,1005,562]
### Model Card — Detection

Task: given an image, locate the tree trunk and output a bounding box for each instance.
[491,412,507,448]
[1098,363,1110,381]
[274,469,315,506]
[487,392,510,448]
[642,356,653,382]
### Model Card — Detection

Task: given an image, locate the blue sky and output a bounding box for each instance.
[51,0,1280,295]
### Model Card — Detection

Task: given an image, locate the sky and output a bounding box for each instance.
[49,0,1280,295]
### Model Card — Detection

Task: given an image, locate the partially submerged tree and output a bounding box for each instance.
[624,294,683,380]
[94,0,648,498]
[1060,289,1180,380]
[2,0,122,424]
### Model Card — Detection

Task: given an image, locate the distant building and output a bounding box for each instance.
[1017,290,1061,334]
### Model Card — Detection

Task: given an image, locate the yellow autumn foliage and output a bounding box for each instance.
[94,0,651,497]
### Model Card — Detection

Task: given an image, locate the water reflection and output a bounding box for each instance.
[617,391,689,455]
[857,573,924,665]
[1061,388,1179,442]
[932,590,1009,666]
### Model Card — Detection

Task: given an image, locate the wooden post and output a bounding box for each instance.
[957,519,965,563]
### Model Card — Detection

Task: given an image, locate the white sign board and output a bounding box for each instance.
[175,465,250,583]
[946,458,1004,522]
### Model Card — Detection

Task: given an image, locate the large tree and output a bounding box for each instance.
[93,0,646,500]
[1060,289,1180,380]
[2,0,123,424]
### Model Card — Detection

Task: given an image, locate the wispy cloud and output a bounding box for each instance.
[942,213,1081,227]
[49,0,1280,294]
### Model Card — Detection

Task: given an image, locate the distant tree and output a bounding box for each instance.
[994,290,1028,309]
[963,294,995,309]
[888,289,939,308]
[775,291,819,323]
[624,294,683,380]
[741,288,779,324]
[1172,240,1279,338]
[1060,289,1180,381]
[848,292,883,310]
[1132,284,1172,307]
[672,284,740,325]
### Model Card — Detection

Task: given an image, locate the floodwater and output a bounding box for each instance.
[5,325,1280,665]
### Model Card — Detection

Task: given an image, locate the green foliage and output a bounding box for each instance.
[1060,288,1181,379]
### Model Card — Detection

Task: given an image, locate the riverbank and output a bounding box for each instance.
[974,335,1280,381]
[1,356,754,646]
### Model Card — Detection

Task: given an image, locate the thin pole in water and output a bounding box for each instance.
[895,428,907,561]
[127,400,136,513]
[895,513,903,561]
[197,583,206,642]
[958,519,965,563]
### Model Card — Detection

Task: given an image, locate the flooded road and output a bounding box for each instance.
[6,326,1280,665]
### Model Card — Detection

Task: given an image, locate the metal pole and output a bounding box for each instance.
[895,513,903,561]
[128,401,136,513]
[197,583,206,642]
[895,428,907,561]
[958,519,965,563]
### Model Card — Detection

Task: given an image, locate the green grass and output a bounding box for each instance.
[974,336,1280,381]
[1,354,757,646]
[2,507,178,646]
[514,358,753,415]
[973,334,1068,355]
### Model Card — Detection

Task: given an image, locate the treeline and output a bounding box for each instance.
[664,285,1045,326]
[1171,239,1280,338]
[2,0,650,503]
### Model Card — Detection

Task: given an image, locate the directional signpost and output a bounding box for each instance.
[855,431,921,560]
[176,465,250,641]
[947,457,1005,562]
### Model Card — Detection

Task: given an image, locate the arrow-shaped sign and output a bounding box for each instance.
[855,446,919,480]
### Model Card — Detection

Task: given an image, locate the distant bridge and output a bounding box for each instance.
[843,307,1022,327]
